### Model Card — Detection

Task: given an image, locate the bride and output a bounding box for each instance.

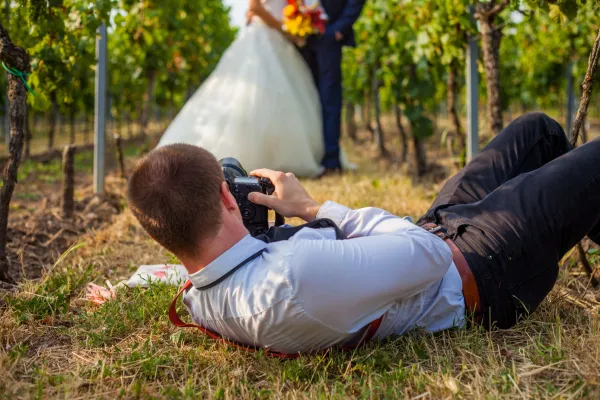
[157,0,352,177]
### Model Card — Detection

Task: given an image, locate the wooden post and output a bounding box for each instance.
[114,134,126,179]
[61,145,76,219]
[0,22,30,283]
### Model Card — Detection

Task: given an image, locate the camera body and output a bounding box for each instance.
[219,158,280,237]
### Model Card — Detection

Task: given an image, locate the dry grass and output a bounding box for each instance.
[1,118,600,399]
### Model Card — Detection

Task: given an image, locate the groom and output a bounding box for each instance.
[300,0,366,175]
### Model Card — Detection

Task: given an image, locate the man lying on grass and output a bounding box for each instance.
[127,113,600,356]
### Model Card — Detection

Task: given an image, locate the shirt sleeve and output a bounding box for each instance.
[289,203,453,333]
[317,200,417,239]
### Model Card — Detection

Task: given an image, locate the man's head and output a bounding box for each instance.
[128,144,244,264]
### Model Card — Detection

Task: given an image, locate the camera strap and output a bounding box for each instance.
[255,218,346,243]
[168,218,383,359]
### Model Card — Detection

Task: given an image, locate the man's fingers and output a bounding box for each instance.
[250,168,286,183]
[248,192,275,208]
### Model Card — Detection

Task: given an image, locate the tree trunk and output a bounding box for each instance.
[344,102,357,142]
[363,89,375,140]
[412,135,427,177]
[0,22,30,282]
[24,106,30,158]
[372,77,388,157]
[394,104,408,163]
[61,145,75,219]
[139,69,156,137]
[447,60,466,151]
[48,93,58,150]
[475,2,506,136]
[69,109,76,144]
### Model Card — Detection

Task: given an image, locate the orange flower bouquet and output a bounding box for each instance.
[282,0,327,46]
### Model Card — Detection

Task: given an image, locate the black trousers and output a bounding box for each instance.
[418,112,600,328]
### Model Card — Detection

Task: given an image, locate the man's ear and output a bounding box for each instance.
[220,181,237,210]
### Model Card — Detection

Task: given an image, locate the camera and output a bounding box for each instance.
[219,158,284,237]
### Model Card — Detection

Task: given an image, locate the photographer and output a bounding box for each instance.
[128,112,600,356]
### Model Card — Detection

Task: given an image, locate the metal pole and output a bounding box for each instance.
[94,22,107,194]
[566,61,575,138]
[466,7,479,163]
[4,0,10,147]
[107,94,112,136]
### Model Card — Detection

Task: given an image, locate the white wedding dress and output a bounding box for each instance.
[157,0,335,177]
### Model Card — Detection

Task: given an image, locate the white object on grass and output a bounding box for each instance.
[125,264,189,288]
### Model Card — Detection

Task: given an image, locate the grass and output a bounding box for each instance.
[1,119,600,399]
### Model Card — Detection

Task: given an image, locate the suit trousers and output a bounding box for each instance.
[418,112,600,328]
[300,36,343,169]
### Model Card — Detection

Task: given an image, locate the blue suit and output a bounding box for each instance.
[300,0,366,169]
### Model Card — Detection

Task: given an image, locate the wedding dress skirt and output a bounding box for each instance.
[157,21,327,177]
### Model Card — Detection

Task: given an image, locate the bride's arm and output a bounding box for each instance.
[248,0,282,31]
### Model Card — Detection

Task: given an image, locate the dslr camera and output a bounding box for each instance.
[219,158,284,237]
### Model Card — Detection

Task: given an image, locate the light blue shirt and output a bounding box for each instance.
[184,201,465,354]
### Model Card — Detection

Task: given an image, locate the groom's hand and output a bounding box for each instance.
[248,169,322,222]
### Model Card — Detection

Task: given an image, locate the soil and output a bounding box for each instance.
[5,191,124,283]
[1,160,127,286]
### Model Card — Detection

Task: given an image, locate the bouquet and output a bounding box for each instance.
[282,0,327,46]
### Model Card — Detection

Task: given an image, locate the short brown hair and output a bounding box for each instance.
[127,144,224,258]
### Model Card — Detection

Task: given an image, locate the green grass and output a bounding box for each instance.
[2,266,597,399]
[2,249,599,398]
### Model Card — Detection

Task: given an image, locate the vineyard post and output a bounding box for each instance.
[114,133,126,179]
[93,21,107,194]
[61,145,76,219]
[465,7,479,163]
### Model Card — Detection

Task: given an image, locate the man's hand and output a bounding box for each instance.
[248,169,322,222]
[334,31,344,41]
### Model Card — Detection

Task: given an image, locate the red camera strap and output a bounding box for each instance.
[169,279,384,359]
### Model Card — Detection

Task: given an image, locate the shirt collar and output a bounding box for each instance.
[188,234,267,290]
